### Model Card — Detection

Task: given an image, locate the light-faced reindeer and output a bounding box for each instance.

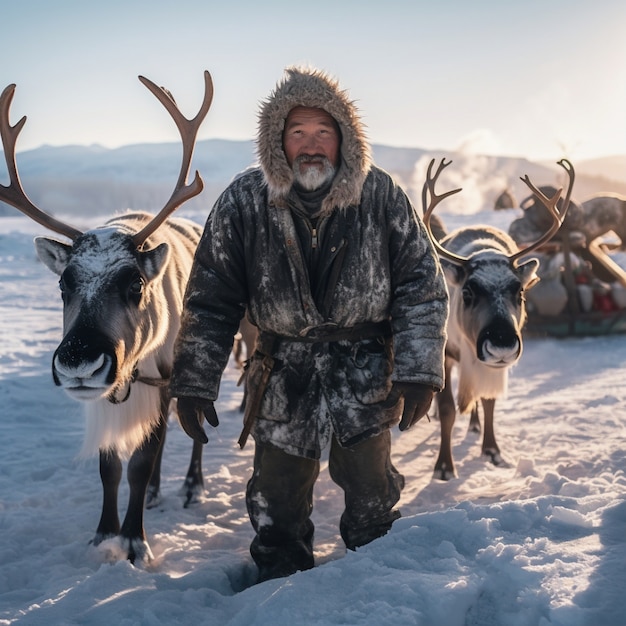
[422,158,574,480]
[0,72,213,563]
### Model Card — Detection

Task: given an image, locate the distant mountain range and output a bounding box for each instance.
[1,139,624,220]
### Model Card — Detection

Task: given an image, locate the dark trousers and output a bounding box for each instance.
[246,430,404,581]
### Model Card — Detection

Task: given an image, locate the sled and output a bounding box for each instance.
[524,233,626,338]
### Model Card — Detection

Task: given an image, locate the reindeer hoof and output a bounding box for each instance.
[123,536,154,565]
[433,463,457,481]
[90,531,116,547]
[145,486,162,509]
[180,479,205,508]
[483,449,508,467]
[90,534,152,565]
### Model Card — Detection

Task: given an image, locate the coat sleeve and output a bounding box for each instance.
[170,183,248,401]
[385,178,449,390]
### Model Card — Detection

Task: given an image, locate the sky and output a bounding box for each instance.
[1,0,625,163]
[2,207,626,624]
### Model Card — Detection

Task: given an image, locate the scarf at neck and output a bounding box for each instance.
[293,179,334,219]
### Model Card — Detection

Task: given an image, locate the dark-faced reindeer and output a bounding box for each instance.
[511,187,626,250]
[511,186,626,305]
[0,71,213,563]
[422,158,574,480]
[579,193,626,252]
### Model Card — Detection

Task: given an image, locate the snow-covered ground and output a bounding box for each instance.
[1,208,625,626]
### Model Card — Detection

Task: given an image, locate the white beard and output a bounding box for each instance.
[293,156,336,190]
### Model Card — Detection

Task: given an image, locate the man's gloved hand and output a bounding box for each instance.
[392,382,436,431]
[176,396,219,444]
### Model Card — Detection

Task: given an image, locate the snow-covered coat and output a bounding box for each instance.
[171,66,448,459]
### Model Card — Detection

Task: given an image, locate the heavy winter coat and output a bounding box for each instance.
[171,67,448,459]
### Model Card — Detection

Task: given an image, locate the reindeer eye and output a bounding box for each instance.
[119,268,145,304]
[58,270,76,295]
[462,285,474,306]
[129,277,144,296]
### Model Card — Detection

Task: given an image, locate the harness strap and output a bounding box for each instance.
[238,334,277,449]
[106,368,170,405]
[134,374,170,388]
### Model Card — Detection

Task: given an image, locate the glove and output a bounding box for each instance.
[176,396,219,444]
[392,383,436,431]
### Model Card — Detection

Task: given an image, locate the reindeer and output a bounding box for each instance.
[516,189,625,248]
[422,158,574,480]
[232,313,258,412]
[579,193,626,245]
[512,189,626,294]
[0,72,213,563]
[233,314,258,372]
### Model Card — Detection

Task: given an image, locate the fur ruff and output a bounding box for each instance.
[79,383,162,459]
[456,343,508,414]
[256,66,372,217]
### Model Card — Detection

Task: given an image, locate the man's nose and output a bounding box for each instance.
[302,135,322,152]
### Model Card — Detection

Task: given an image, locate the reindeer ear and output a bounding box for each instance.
[34,236,72,276]
[140,242,170,282]
[517,257,540,289]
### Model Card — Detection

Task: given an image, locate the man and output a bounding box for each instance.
[170,66,449,583]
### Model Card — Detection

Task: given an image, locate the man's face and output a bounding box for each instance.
[283,106,340,190]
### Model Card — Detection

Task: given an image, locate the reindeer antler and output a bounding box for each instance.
[131,70,213,247]
[0,84,82,240]
[422,157,575,267]
[421,158,464,265]
[0,71,214,244]
[508,158,575,264]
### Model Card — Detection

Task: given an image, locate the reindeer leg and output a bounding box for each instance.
[239,382,248,412]
[480,397,504,466]
[181,440,205,508]
[120,415,167,564]
[92,449,122,545]
[146,428,165,509]
[434,359,457,480]
[146,389,171,508]
[468,402,481,434]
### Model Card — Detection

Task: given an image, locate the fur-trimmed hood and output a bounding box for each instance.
[256,66,372,216]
